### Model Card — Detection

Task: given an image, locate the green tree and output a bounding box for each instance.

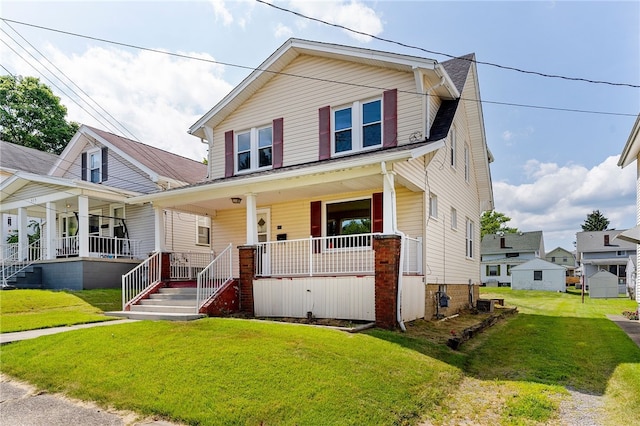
[481,210,518,238]
[0,75,79,154]
[581,209,610,231]
[6,220,41,244]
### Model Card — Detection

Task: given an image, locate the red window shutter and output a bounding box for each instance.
[273,117,283,169]
[372,192,384,233]
[318,106,331,160]
[383,89,397,148]
[310,200,322,253]
[224,130,234,177]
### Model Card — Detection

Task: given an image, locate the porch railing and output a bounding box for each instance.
[122,251,162,310]
[196,243,233,312]
[54,236,141,259]
[170,251,215,280]
[403,236,423,274]
[1,240,46,286]
[256,234,375,277]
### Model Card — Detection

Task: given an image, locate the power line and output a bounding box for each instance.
[2,20,141,141]
[0,17,636,120]
[255,0,640,89]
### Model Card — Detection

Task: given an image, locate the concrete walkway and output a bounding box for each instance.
[0,319,138,345]
[607,314,640,348]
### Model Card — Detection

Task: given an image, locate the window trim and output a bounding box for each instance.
[450,207,457,230]
[196,215,211,246]
[465,218,475,259]
[87,148,102,183]
[429,193,438,219]
[235,124,273,174]
[533,270,543,281]
[331,97,383,156]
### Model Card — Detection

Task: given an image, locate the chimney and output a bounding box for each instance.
[500,237,506,248]
[604,235,610,246]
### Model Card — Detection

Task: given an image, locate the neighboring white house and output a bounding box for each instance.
[480,231,544,286]
[617,114,640,311]
[510,258,566,292]
[0,125,209,289]
[126,38,495,327]
[0,141,58,244]
[575,230,636,295]
[545,246,576,278]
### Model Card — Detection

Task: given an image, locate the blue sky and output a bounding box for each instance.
[2,0,639,251]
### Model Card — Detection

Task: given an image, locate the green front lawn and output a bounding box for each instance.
[0,289,119,333]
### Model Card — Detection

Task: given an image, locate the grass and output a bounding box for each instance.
[0,289,119,333]
[0,318,462,425]
[1,287,638,425]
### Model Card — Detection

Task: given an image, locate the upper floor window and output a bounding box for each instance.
[88,149,102,183]
[450,207,457,230]
[333,99,382,155]
[464,145,470,182]
[429,193,438,219]
[236,125,272,173]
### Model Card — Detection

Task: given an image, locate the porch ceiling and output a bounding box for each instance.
[144,164,392,215]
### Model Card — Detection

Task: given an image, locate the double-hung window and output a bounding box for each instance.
[196,216,210,246]
[333,99,382,155]
[236,125,272,173]
[88,149,102,183]
[466,218,475,258]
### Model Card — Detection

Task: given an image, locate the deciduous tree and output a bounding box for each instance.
[481,210,518,238]
[0,75,78,154]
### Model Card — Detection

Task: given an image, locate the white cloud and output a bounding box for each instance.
[4,42,233,161]
[502,130,513,141]
[494,156,636,250]
[210,0,234,26]
[275,23,294,38]
[288,0,384,42]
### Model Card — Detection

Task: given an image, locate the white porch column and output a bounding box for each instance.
[382,169,396,233]
[154,205,166,252]
[245,193,257,245]
[45,202,56,260]
[77,195,89,257]
[17,207,28,260]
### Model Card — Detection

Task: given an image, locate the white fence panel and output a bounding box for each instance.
[254,276,375,321]
[401,276,425,322]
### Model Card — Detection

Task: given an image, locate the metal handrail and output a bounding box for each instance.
[196,243,233,312]
[122,251,162,310]
[1,240,45,286]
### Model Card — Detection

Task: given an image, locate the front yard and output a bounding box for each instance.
[0,288,638,425]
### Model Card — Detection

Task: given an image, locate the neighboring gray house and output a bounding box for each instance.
[0,141,58,244]
[545,246,576,278]
[0,125,209,289]
[480,231,545,286]
[510,258,566,292]
[575,230,636,293]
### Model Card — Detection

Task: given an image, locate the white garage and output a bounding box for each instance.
[510,258,566,292]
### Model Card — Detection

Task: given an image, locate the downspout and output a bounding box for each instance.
[381,161,406,332]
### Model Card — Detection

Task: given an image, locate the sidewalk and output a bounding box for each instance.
[607,314,640,348]
[0,319,138,345]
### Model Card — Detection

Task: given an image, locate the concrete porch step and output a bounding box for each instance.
[105,311,205,321]
[130,304,197,314]
[139,298,197,306]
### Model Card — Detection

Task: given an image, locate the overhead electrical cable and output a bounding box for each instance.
[254,0,640,89]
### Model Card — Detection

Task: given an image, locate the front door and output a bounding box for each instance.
[257,208,271,275]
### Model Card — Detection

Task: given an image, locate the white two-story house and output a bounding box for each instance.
[480,231,544,286]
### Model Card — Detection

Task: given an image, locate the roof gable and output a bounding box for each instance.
[52,125,207,186]
[576,229,637,252]
[618,114,640,168]
[481,231,544,254]
[511,258,565,271]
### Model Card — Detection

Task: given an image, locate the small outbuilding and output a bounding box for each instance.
[588,270,619,299]
[510,258,566,292]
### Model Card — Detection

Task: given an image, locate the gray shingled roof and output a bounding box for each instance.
[0,141,58,174]
[481,231,544,255]
[576,230,637,253]
[86,126,207,185]
[441,53,474,94]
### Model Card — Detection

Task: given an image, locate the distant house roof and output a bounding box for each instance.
[576,229,637,253]
[83,126,207,185]
[511,258,566,271]
[545,246,575,258]
[481,231,544,256]
[0,141,58,175]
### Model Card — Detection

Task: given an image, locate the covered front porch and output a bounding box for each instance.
[127,151,436,327]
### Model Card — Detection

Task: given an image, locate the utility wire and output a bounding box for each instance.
[255,0,640,89]
[2,20,141,141]
[0,17,636,118]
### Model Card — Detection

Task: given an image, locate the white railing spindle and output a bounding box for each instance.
[122,251,162,310]
[196,243,233,312]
